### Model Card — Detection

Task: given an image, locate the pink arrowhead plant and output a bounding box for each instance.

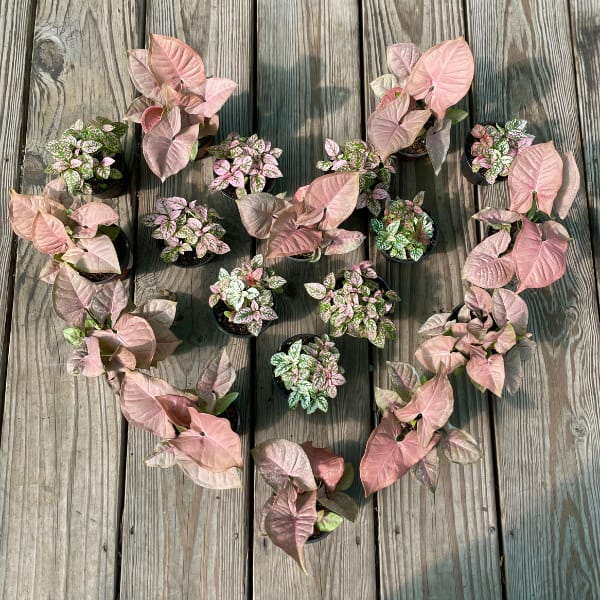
[252,438,358,571]
[125,33,237,181]
[367,37,473,174]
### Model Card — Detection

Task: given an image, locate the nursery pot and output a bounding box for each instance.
[395,135,428,160]
[220,400,240,433]
[154,239,216,269]
[306,528,332,544]
[192,135,215,161]
[211,296,279,339]
[379,210,439,265]
[220,176,276,201]
[80,230,131,284]
[285,252,315,263]
[90,154,129,200]
[461,124,508,186]
[272,333,317,397]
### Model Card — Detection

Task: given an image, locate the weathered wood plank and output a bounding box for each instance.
[0,1,139,598]
[252,2,377,598]
[119,2,254,599]
[467,0,600,596]
[362,1,502,598]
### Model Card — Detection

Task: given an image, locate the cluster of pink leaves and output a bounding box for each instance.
[359,362,482,495]
[9,186,122,277]
[463,141,580,293]
[236,172,365,260]
[125,34,237,181]
[367,37,474,174]
[252,439,358,571]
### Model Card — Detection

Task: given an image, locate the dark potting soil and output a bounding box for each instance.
[175,251,215,268]
[399,135,427,156]
[220,402,239,433]
[212,300,252,336]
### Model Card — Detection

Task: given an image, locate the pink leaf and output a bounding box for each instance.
[440,425,483,464]
[473,208,521,227]
[148,34,206,91]
[374,387,405,412]
[418,313,451,337]
[39,259,61,284]
[31,212,73,255]
[9,191,67,241]
[141,105,164,134]
[267,206,322,258]
[125,96,156,123]
[508,142,563,215]
[513,218,570,293]
[414,336,465,374]
[187,77,237,118]
[70,202,119,238]
[176,456,243,489]
[394,375,454,447]
[464,285,493,316]
[404,37,474,120]
[133,298,177,328]
[386,361,420,400]
[251,438,317,492]
[90,279,129,324]
[462,230,516,288]
[386,42,422,81]
[196,348,236,403]
[127,49,161,100]
[154,394,195,428]
[171,410,243,471]
[554,152,580,219]
[367,94,431,159]
[264,483,317,572]
[492,288,529,334]
[466,353,505,397]
[62,235,121,274]
[52,264,96,327]
[322,228,365,255]
[67,336,105,377]
[411,446,439,492]
[120,370,186,438]
[297,172,360,230]
[237,193,287,239]
[360,414,439,496]
[300,442,344,492]
[425,117,451,175]
[142,109,199,181]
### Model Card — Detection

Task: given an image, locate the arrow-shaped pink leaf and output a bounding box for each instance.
[387,42,422,81]
[554,152,580,219]
[127,49,161,100]
[267,205,322,258]
[466,353,505,396]
[148,34,206,91]
[31,212,73,256]
[62,235,121,274]
[300,441,344,492]
[462,230,516,289]
[52,264,96,327]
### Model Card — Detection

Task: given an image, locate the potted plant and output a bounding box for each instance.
[462,118,535,185]
[304,261,399,348]
[271,333,345,414]
[367,37,473,174]
[236,172,365,262]
[143,196,230,267]
[122,349,244,490]
[359,361,483,495]
[60,274,182,379]
[252,438,358,571]
[44,117,128,198]
[125,33,237,181]
[415,285,535,397]
[315,138,395,215]
[8,189,130,283]
[371,192,437,262]
[208,254,286,337]
[208,133,283,199]
[463,142,580,293]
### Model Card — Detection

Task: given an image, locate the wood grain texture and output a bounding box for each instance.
[252,1,376,599]
[467,0,600,597]
[119,2,255,599]
[0,0,34,429]
[0,1,139,599]
[362,1,502,598]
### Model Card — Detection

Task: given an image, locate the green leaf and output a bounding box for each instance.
[212,392,239,416]
[95,165,111,180]
[336,463,354,491]
[189,139,199,162]
[62,169,82,193]
[316,510,344,533]
[305,282,327,299]
[109,168,123,180]
[445,107,469,124]
[63,327,85,346]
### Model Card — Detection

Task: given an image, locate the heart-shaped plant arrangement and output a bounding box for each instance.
[9,188,127,281]
[236,172,365,261]
[125,34,237,181]
[367,37,473,174]
[252,439,358,571]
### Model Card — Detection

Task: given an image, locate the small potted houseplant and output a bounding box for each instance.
[208,133,283,199]
[367,37,473,174]
[143,196,230,267]
[315,138,395,215]
[125,33,237,181]
[45,117,128,198]
[271,333,345,414]
[252,438,358,571]
[208,254,286,337]
[304,261,399,348]
[462,118,534,185]
[236,172,365,262]
[371,192,437,263]
[9,189,130,283]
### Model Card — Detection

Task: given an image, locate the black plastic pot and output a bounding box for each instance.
[461,124,508,186]
[211,296,279,338]
[306,529,332,544]
[272,333,317,397]
[396,143,428,161]
[378,210,439,265]
[220,401,239,433]
[90,154,129,199]
[220,176,276,200]
[154,238,216,269]
[79,230,131,284]
[285,252,314,263]
[193,135,215,161]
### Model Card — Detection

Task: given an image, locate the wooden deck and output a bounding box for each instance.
[1,0,599,598]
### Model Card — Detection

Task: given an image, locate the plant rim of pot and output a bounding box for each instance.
[220,175,276,200]
[153,237,217,269]
[89,154,129,199]
[211,296,279,339]
[79,229,131,284]
[461,123,509,187]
